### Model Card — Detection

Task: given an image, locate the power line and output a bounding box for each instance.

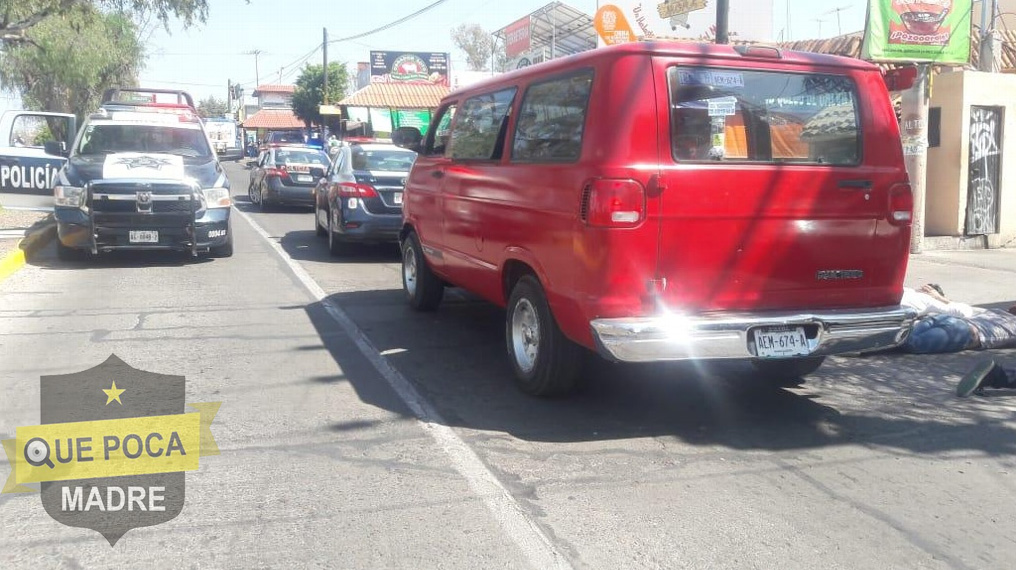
[327,0,450,44]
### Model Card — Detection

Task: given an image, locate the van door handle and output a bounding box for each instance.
[838,179,872,189]
[431,171,444,179]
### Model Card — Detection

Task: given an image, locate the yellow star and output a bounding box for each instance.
[103,381,126,405]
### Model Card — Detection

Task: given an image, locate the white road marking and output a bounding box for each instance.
[234,207,573,570]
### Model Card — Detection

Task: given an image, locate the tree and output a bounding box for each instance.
[451,23,494,71]
[197,96,228,118]
[0,7,144,119]
[291,62,349,127]
[0,0,221,42]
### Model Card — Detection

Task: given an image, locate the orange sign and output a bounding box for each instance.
[594,5,636,45]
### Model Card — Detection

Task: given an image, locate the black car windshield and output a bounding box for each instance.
[351,148,417,172]
[274,149,329,165]
[76,124,212,158]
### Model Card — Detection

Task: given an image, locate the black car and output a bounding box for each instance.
[248,145,331,211]
[52,89,233,259]
[313,142,416,255]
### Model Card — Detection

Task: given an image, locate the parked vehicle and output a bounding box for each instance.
[0,110,76,194]
[248,144,331,211]
[400,41,918,396]
[313,142,416,255]
[52,88,233,259]
[203,117,241,160]
[261,130,305,150]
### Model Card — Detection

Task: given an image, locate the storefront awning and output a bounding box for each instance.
[241,109,305,130]
[337,83,449,109]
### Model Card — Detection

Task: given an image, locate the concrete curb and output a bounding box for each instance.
[0,216,56,283]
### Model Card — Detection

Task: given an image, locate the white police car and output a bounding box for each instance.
[52,88,233,260]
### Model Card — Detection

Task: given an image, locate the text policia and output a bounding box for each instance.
[0,163,60,190]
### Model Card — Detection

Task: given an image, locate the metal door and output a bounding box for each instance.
[966,106,1004,235]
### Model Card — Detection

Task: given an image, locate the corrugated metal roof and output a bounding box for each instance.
[241,109,304,129]
[338,82,450,109]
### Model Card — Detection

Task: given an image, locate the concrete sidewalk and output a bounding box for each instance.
[906,248,1016,308]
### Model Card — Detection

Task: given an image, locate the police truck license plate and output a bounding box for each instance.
[753,326,810,358]
[128,230,159,244]
[393,192,403,204]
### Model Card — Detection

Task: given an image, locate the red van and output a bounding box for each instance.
[400,41,917,396]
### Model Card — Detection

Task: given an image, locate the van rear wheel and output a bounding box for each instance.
[506,275,582,397]
[401,231,443,311]
[750,356,826,385]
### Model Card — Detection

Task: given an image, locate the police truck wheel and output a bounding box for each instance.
[56,240,87,261]
[401,231,443,311]
[209,232,234,258]
[506,275,582,397]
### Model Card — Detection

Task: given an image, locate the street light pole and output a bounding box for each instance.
[322,28,329,139]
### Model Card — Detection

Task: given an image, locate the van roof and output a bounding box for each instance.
[447,41,880,99]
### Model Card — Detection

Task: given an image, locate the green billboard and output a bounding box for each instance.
[861,0,972,64]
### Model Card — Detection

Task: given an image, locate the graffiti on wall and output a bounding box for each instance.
[966,106,1003,235]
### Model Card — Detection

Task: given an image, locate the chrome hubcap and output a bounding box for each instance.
[511,298,540,373]
[403,245,418,296]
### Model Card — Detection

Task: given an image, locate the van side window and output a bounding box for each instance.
[426,104,456,157]
[512,70,593,163]
[448,88,517,161]
[669,67,861,165]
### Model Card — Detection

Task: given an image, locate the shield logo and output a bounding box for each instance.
[2,355,219,546]
[136,191,153,213]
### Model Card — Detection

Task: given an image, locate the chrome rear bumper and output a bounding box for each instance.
[590,306,917,363]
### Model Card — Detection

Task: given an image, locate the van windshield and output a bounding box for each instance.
[668,67,861,165]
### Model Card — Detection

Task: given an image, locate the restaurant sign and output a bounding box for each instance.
[861,0,972,63]
[369,51,450,86]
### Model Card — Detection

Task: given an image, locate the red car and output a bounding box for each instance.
[400,41,917,396]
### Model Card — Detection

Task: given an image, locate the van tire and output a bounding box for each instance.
[402,231,443,311]
[506,275,582,397]
[750,356,826,384]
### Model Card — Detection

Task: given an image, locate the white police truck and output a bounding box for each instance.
[0,111,77,194]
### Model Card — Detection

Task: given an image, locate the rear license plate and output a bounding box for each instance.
[753,326,810,358]
[393,192,403,205]
[296,175,312,182]
[128,230,159,244]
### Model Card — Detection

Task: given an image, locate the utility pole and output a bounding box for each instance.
[902,65,931,253]
[322,27,329,139]
[979,0,1000,72]
[715,0,729,44]
[227,79,233,117]
[244,49,262,88]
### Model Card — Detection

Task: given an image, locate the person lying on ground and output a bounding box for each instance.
[902,285,1016,354]
[957,359,1016,397]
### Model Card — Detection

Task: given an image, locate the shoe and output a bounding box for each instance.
[957,360,999,397]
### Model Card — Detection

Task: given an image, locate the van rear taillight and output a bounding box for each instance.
[583,179,646,228]
[888,183,913,225]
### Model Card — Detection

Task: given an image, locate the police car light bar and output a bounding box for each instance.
[101,87,196,109]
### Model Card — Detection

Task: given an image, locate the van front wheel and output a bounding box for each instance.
[506,275,582,397]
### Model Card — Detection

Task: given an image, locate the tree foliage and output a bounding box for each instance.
[0,0,218,41]
[0,7,145,119]
[291,62,349,127]
[451,23,494,72]
[197,95,228,118]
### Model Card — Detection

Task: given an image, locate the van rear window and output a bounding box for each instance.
[668,67,861,165]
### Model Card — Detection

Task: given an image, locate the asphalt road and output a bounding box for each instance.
[2,159,1016,569]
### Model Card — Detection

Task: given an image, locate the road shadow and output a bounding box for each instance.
[29,245,214,270]
[303,289,1016,455]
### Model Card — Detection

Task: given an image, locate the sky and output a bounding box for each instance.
[1,0,870,112]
